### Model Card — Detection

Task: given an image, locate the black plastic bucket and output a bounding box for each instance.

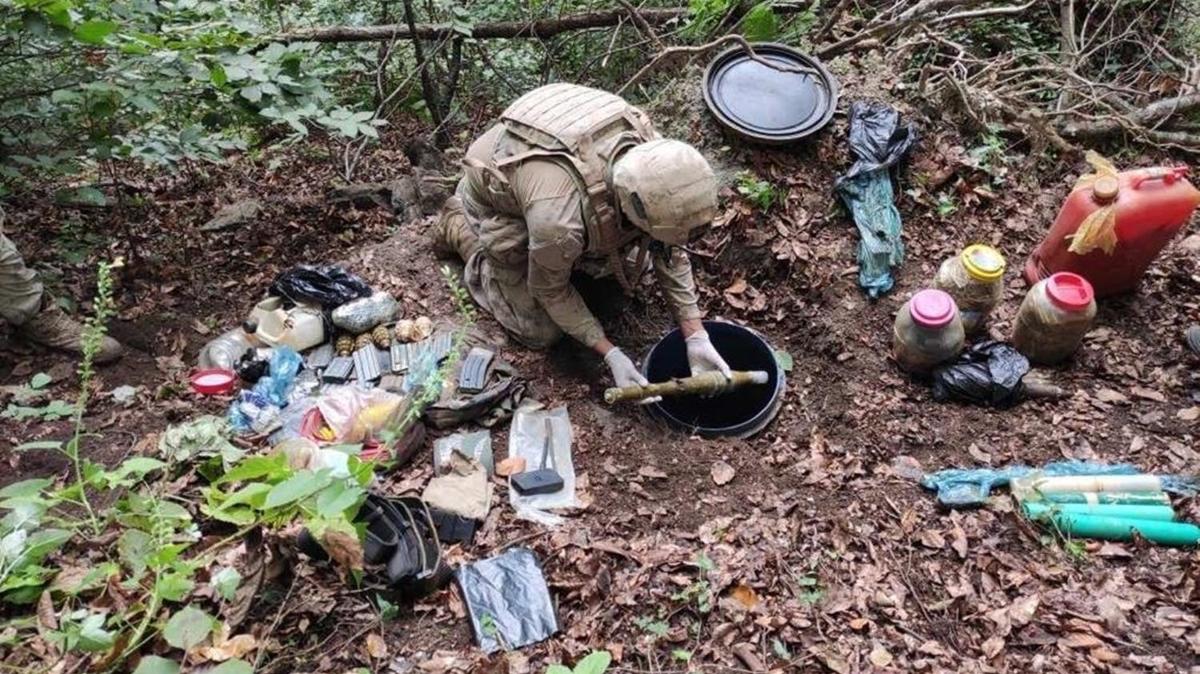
[642,321,785,438]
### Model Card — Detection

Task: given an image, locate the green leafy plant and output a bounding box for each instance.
[736,171,783,211]
[935,193,959,217]
[546,650,612,674]
[740,2,779,41]
[671,552,716,614]
[380,266,476,449]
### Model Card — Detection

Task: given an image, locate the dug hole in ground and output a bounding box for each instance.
[3,55,1200,674]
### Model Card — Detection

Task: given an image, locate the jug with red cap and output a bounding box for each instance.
[1012,272,1096,365]
[893,289,966,374]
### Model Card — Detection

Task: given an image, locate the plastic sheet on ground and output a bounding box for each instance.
[932,341,1029,407]
[922,460,1144,508]
[507,407,576,526]
[835,101,917,298]
[456,548,558,654]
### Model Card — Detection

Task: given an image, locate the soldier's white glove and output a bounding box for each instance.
[685,330,732,379]
[604,347,660,404]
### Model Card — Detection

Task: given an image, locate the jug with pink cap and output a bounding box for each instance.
[893,289,966,374]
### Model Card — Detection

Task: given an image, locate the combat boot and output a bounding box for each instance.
[430,198,480,262]
[16,299,123,364]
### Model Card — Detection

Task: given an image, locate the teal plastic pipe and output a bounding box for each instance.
[1022,501,1176,522]
[1038,491,1170,506]
[1024,509,1200,547]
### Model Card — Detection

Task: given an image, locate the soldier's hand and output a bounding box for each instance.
[685,330,732,380]
[603,347,660,404]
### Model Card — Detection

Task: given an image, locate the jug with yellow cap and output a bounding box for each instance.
[933,244,1006,335]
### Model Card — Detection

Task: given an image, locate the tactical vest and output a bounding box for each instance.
[495,83,656,257]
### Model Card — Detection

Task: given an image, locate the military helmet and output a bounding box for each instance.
[612,139,719,246]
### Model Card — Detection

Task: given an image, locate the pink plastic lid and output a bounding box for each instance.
[1045,272,1094,311]
[910,289,958,328]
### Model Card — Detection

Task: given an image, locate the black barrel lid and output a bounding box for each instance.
[703,43,838,145]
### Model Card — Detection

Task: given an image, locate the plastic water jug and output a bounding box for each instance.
[933,244,1005,335]
[1012,272,1096,365]
[1024,159,1200,297]
[892,289,965,374]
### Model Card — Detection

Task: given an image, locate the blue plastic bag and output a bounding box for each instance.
[835,101,917,298]
[229,347,303,434]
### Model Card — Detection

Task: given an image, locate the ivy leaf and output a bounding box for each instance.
[209,63,228,87]
[73,20,118,45]
[575,651,613,674]
[29,373,51,390]
[162,606,214,651]
[0,478,53,500]
[133,655,181,674]
[263,470,329,510]
[78,612,116,651]
[212,567,241,602]
[773,349,794,373]
[156,570,195,602]
[217,455,286,485]
[118,529,153,576]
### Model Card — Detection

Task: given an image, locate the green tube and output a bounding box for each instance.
[1037,491,1171,506]
[1027,510,1200,547]
[1022,501,1176,522]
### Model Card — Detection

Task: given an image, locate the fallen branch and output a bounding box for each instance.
[617,33,818,95]
[1061,93,1200,138]
[277,7,689,43]
[276,3,815,44]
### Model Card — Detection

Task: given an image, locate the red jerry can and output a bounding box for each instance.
[1024,153,1200,297]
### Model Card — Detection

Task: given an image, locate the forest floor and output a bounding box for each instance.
[3,55,1200,674]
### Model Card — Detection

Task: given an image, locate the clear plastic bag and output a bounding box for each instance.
[316,385,405,443]
[507,407,576,526]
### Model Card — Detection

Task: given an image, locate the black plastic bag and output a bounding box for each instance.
[834,101,918,298]
[932,341,1030,407]
[456,548,558,654]
[268,265,372,310]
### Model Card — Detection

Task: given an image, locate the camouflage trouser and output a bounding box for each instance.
[0,231,43,326]
[440,187,565,350]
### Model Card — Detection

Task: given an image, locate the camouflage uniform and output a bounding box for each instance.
[0,231,44,326]
[437,84,703,349]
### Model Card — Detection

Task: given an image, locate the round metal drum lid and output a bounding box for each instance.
[703,43,838,144]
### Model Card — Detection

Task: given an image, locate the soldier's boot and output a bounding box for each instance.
[16,298,123,364]
[430,198,480,262]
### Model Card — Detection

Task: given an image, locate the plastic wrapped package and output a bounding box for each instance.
[316,385,406,443]
[921,460,1143,507]
[456,548,558,654]
[331,291,398,333]
[433,431,493,476]
[269,265,373,310]
[507,407,577,526]
[834,101,918,298]
[228,347,303,434]
[931,341,1029,407]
